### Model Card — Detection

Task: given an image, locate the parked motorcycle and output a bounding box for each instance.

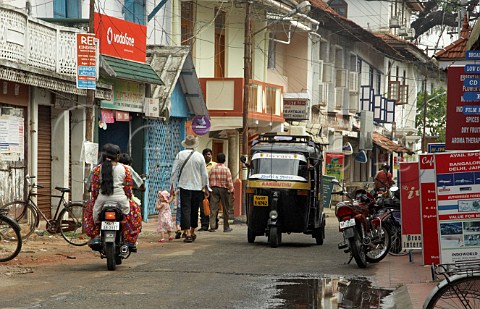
[333,181,391,268]
[91,201,131,271]
[374,186,402,254]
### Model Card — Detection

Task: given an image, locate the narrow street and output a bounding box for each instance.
[0,208,434,309]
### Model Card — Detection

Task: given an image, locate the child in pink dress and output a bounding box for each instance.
[156,190,174,242]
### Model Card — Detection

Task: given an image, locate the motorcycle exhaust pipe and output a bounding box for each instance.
[120,245,129,255]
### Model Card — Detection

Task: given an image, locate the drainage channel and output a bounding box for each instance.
[269,276,395,309]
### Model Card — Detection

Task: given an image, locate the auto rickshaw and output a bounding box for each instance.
[241,132,325,247]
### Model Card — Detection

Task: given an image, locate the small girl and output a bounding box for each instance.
[156,190,174,242]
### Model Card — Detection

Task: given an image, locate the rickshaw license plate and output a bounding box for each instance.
[101,221,120,230]
[253,195,269,206]
[339,218,355,229]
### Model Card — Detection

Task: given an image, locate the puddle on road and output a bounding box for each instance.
[270,277,393,309]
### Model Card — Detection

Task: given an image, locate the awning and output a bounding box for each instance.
[100,55,164,85]
[373,132,413,154]
[147,46,208,117]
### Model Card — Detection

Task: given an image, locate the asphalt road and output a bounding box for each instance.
[0,209,408,309]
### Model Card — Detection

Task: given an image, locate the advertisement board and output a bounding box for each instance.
[435,151,480,263]
[419,154,440,265]
[399,162,422,249]
[283,99,309,120]
[94,13,146,63]
[446,66,480,150]
[325,152,344,181]
[76,33,97,89]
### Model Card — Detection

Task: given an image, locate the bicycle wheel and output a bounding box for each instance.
[0,214,22,262]
[2,201,38,240]
[424,276,480,309]
[59,202,88,246]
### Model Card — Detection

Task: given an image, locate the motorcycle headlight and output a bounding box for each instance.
[269,210,278,220]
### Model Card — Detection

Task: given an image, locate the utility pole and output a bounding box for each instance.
[422,75,427,153]
[84,0,96,200]
[241,0,252,215]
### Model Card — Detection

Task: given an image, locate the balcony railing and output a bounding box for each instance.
[0,5,78,77]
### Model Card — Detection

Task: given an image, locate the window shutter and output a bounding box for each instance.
[54,0,66,18]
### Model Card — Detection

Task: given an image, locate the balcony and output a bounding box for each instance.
[0,5,110,99]
[199,77,284,131]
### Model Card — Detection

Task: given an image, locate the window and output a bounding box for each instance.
[124,0,145,25]
[54,0,80,18]
[181,1,194,46]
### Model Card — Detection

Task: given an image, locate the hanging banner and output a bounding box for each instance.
[325,152,344,181]
[399,162,422,249]
[435,151,480,263]
[419,154,440,265]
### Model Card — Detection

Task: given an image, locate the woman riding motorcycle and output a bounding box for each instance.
[84,143,142,251]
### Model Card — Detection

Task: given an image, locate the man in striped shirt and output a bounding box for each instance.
[208,153,234,232]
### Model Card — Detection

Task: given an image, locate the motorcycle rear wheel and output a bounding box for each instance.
[366,225,391,263]
[106,243,116,271]
[349,228,367,268]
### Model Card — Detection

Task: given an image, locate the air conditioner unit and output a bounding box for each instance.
[336,69,347,88]
[323,63,334,83]
[389,16,400,28]
[335,87,345,111]
[349,71,358,92]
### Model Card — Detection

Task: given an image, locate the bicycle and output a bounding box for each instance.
[1,176,88,246]
[0,208,22,262]
[423,259,480,309]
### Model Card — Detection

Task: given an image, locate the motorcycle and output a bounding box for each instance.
[375,186,402,254]
[333,181,391,268]
[91,201,131,271]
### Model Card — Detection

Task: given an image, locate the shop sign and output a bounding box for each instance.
[447,66,480,150]
[100,80,145,112]
[435,151,480,263]
[399,162,422,250]
[115,111,129,122]
[144,98,159,118]
[325,152,344,181]
[76,33,97,89]
[419,154,440,265]
[191,115,211,135]
[283,99,309,120]
[94,13,146,63]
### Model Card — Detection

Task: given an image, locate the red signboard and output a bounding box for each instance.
[446,66,480,150]
[94,12,146,63]
[399,162,422,250]
[419,154,440,265]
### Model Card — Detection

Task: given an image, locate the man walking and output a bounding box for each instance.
[198,148,216,231]
[208,153,234,232]
[170,135,209,243]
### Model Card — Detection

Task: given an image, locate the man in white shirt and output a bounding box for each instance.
[170,135,209,243]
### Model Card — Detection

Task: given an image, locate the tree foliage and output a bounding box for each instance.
[411,0,479,38]
[415,88,447,142]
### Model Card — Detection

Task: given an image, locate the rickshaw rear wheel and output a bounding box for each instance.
[314,226,325,245]
[269,227,280,248]
[247,228,255,243]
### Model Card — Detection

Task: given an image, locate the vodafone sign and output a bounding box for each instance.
[94,13,146,63]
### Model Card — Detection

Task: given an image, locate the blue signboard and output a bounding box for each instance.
[465,64,480,74]
[428,143,445,153]
[464,78,480,88]
[463,92,480,101]
[466,50,480,60]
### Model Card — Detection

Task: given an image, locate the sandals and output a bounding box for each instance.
[158,239,165,243]
[175,230,182,239]
[184,236,193,243]
[191,234,197,242]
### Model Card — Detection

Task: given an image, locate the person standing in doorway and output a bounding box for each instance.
[208,153,234,232]
[170,135,209,243]
[198,148,216,231]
